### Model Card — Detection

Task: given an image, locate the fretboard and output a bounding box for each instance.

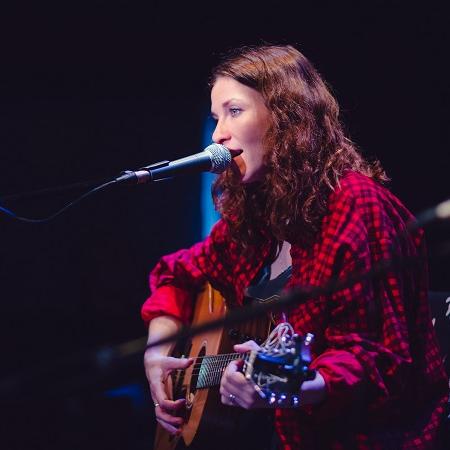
[195,353,245,389]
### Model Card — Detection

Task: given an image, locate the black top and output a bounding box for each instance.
[244,265,292,304]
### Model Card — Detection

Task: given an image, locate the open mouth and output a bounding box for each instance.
[228,149,243,158]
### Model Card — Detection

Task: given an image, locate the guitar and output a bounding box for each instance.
[154,283,314,450]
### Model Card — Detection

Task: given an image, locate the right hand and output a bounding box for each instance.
[144,352,193,435]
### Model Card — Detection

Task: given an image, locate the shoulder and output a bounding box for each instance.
[328,171,413,236]
[330,171,412,219]
[334,171,390,204]
[209,218,230,241]
[206,218,258,258]
[198,218,234,258]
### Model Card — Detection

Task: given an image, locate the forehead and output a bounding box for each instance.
[211,76,263,107]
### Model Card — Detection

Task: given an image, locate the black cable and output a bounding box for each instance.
[0,178,108,202]
[0,179,117,223]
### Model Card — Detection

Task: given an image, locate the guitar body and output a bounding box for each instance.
[154,284,272,450]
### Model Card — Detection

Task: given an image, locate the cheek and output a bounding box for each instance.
[242,115,269,154]
[245,125,265,147]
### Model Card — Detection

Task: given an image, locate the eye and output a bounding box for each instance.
[229,107,242,117]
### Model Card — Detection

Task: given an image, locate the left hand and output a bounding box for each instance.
[220,340,328,409]
[220,340,268,409]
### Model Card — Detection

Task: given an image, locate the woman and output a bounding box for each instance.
[142,45,448,449]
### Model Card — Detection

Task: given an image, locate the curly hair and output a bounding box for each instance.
[211,45,388,248]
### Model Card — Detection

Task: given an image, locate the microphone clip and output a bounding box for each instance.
[116,161,171,185]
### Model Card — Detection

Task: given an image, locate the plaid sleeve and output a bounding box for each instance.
[141,219,236,325]
[273,174,447,447]
[303,175,440,419]
[141,218,272,325]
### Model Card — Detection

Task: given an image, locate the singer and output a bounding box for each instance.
[142,45,448,449]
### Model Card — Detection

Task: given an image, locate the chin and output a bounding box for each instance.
[242,168,265,184]
[242,176,264,185]
[242,174,257,183]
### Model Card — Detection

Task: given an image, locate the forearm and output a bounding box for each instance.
[301,349,366,420]
[145,315,183,358]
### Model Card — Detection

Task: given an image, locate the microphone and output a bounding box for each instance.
[116,144,232,185]
[409,199,450,231]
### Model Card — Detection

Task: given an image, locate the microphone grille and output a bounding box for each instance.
[205,144,232,174]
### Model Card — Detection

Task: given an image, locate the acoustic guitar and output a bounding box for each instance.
[153,283,314,450]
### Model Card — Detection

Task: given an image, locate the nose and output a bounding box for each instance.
[212,119,230,144]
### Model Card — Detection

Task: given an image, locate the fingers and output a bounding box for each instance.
[160,397,186,412]
[220,361,258,409]
[145,356,193,407]
[155,412,184,435]
[164,356,194,370]
[150,379,168,407]
[154,398,187,435]
[221,391,241,407]
[150,385,186,421]
[155,400,185,424]
[156,417,181,435]
[233,340,260,353]
[145,355,195,436]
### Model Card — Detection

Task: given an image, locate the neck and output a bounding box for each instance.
[270,241,292,280]
[194,352,245,389]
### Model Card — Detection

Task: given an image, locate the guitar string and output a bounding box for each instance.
[168,356,245,373]
[188,366,241,376]
[175,368,241,377]
[172,375,242,390]
[173,359,243,372]
[167,353,249,378]
[172,352,242,361]
[172,354,245,367]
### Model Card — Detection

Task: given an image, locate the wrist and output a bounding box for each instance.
[299,370,327,406]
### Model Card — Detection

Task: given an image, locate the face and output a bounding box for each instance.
[211,76,271,183]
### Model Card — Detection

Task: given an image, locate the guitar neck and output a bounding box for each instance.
[195,352,245,389]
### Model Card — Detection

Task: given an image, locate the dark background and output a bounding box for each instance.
[0,1,448,449]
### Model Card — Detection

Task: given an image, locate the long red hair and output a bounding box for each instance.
[211,45,387,248]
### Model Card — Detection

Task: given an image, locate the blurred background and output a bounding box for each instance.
[0,1,448,449]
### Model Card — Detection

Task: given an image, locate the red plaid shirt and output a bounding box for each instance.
[142,172,448,449]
